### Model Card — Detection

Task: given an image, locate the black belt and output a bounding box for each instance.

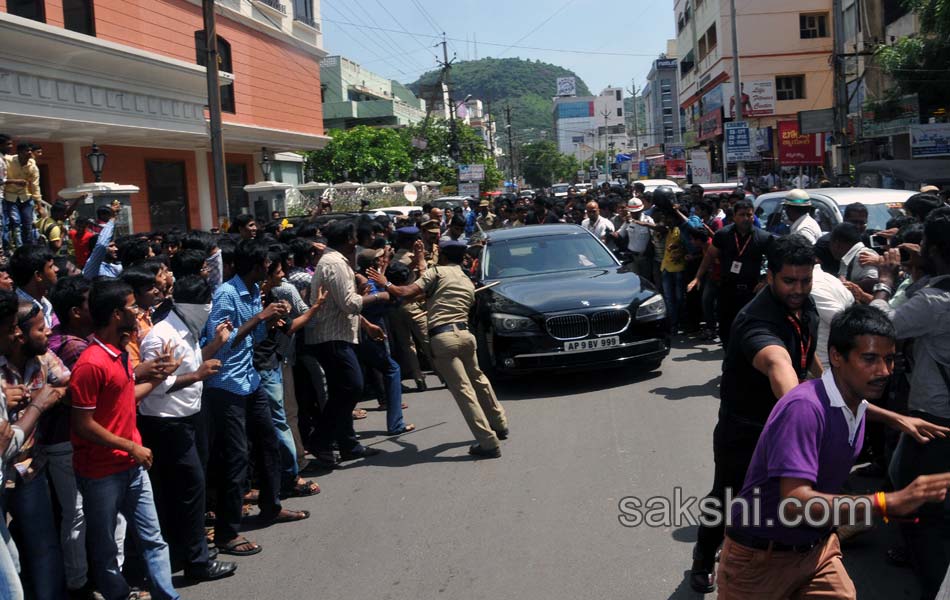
[727,528,830,553]
[429,322,468,337]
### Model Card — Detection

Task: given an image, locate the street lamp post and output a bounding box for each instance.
[259,147,272,181]
[86,142,107,183]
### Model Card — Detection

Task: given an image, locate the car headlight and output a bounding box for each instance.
[636,295,667,321]
[490,312,539,333]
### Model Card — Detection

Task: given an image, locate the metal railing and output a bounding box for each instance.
[256,0,286,15]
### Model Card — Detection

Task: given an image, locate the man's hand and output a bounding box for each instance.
[260,301,290,322]
[0,420,13,454]
[214,320,234,345]
[195,359,221,381]
[894,414,950,443]
[686,278,701,293]
[4,384,29,412]
[363,321,387,342]
[29,385,64,413]
[858,252,883,267]
[889,473,950,516]
[842,280,873,305]
[365,268,387,287]
[129,442,153,469]
[312,286,329,309]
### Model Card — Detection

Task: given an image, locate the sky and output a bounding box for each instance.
[319,0,676,95]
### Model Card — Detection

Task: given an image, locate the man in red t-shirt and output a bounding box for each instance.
[69,279,180,600]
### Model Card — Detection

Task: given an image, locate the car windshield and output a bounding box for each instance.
[552,185,570,194]
[841,203,905,232]
[483,233,617,279]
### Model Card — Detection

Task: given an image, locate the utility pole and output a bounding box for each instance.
[627,80,640,159]
[202,0,229,223]
[438,34,460,163]
[728,0,745,184]
[601,108,611,183]
[832,0,850,180]
[485,99,496,158]
[505,104,516,188]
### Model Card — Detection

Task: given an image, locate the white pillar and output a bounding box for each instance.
[63,142,84,186]
[194,149,214,230]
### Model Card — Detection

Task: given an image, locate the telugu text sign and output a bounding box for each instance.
[778,120,825,166]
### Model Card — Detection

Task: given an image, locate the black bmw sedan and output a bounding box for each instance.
[472,224,670,376]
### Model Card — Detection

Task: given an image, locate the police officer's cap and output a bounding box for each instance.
[420,220,441,233]
[395,226,420,237]
[438,239,467,262]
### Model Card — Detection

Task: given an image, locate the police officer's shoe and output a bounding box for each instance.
[469,444,501,458]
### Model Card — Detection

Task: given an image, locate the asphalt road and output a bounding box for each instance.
[191,337,921,600]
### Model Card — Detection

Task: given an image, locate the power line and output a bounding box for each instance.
[321,2,412,75]
[324,0,421,74]
[318,17,662,57]
[349,0,429,72]
[497,0,576,57]
[374,0,441,61]
[409,0,459,57]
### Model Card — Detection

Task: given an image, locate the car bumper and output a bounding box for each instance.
[490,335,671,375]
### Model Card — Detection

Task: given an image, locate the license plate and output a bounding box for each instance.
[563,336,620,352]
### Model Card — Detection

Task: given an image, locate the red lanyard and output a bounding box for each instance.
[734,232,752,258]
[786,315,811,371]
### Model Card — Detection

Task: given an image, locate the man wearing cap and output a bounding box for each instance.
[389,227,431,392]
[615,198,654,277]
[785,189,822,245]
[420,220,441,267]
[367,240,508,459]
[475,200,497,231]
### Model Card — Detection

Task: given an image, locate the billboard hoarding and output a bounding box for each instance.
[556,77,577,97]
[457,182,480,198]
[778,121,825,166]
[458,164,485,182]
[798,108,835,135]
[725,122,757,163]
[724,80,776,119]
[910,123,950,158]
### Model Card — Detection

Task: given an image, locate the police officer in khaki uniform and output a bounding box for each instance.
[389,226,431,391]
[420,220,441,266]
[368,240,508,458]
[476,200,497,231]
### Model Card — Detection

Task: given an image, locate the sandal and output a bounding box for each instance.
[262,508,310,524]
[283,479,321,498]
[219,536,262,556]
[243,489,260,504]
[353,408,368,419]
[242,503,254,518]
[388,424,416,436]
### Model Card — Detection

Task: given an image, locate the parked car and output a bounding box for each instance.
[473,224,670,376]
[575,183,592,195]
[753,188,913,234]
[431,196,469,212]
[377,206,422,219]
[551,183,572,199]
[638,179,685,194]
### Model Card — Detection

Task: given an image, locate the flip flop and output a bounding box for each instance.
[219,536,262,557]
[263,509,311,524]
[283,479,321,498]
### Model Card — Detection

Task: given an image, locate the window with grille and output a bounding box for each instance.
[776,75,806,100]
[800,13,828,38]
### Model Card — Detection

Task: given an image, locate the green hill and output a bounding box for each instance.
[407,57,592,144]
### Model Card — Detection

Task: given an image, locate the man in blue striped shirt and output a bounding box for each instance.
[202,239,309,557]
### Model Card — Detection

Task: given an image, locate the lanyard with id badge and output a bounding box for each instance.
[730,232,753,275]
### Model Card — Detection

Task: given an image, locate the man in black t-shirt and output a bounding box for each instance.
[689,235,820,594]
[524,197,560,225]
[688,199,773,347]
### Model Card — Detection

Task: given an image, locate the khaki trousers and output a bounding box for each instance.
[389,302,430,380]
[430,327,507,451]
[717,534,856,600]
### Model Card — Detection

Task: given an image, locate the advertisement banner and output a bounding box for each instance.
[910,123,950,158]
[689,149,712,184]
[556,101,594,119]
[778,120,825,166]
[458,164,485,182]
[698,110,723,141]
[556,77,577,97]
[753,127,773,154]
[724,80,776,118]
[457,182,480,198]
[667,159,687,178]
[725,122,757,163]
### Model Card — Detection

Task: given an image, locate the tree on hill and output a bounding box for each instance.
[520,140,584,188]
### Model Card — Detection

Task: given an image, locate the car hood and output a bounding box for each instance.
[487,269,644,313]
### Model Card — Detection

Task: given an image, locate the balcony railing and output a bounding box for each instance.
[294,13,317,28]
[256,0,287,15]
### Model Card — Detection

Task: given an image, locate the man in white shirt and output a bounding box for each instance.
[809,263,855,369]
[830,222,879,290]
[792,172,811,189]
[784,189,822,244]
[138,275,237,582]
[581,200,614,241]
[615,198,654,276]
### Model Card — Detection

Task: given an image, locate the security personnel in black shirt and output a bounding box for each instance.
[688,199,773,347]
[689,235,820,594]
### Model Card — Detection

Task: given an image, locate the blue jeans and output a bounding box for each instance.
[78,466,179,600]
[2,199,34,248]
[0,513,21,600]
[357,336,406,433]
[661,270,685,331]
[260,367,298,490]
[2,472,66,600]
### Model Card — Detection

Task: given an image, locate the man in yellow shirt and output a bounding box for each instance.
[4,143,41,249]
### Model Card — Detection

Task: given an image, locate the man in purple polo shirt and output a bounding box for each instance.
[717,305,950,599]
